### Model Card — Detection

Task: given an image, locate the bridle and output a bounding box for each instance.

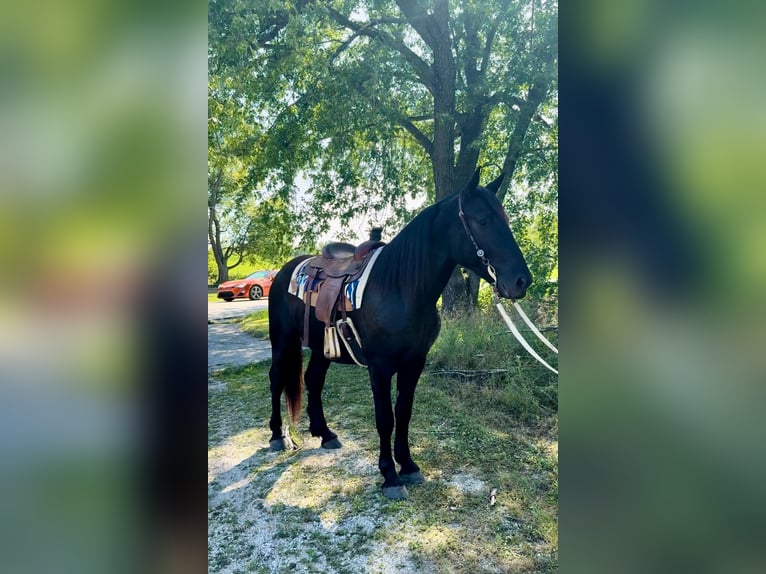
[457,190,558,375]
[458,192,498,285]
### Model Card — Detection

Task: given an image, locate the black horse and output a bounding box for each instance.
[267,171,532,499]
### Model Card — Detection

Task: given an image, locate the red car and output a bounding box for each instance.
[217,270,277,301]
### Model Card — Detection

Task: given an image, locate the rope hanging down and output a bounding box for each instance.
[512,302,558,355]
[495,298,558,375]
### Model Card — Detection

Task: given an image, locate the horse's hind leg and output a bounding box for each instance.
[305,350,341,449]
[268,335,303,451]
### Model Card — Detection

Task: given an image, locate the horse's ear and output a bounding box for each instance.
[465,169,481,194]
[485,172,505,195]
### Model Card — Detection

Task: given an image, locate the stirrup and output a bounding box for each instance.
[323,325,342,359]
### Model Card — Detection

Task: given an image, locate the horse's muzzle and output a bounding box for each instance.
[496,272,531,300]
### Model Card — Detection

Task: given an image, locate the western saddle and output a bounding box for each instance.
[300,230,385,364]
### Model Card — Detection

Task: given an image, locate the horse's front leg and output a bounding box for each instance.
[394,355,426,486]
[369,364,407,499]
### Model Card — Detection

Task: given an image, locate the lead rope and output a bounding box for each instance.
[486,264,559,375]
[511,302,558,355]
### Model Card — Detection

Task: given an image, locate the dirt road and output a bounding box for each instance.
[208,299,271,372]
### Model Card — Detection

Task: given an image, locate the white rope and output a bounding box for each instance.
[512,302,558,354]
[495,301,558,375]
[335,318,367,367]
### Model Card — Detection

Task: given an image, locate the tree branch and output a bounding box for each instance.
[480,0,512,75]
[462,12,481,87]
[489,92,553,128]
[394,0,439,48]
[480,21,499,75]
[430,369,509,379]
[208,170,223,207]
[325,7,435,91]
[396,117,433,158]
[329,16,407,62]
[253,0,316,47]
[226,252,243,270]
[497,78,551,203]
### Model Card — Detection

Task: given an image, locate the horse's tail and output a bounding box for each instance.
[269,256,309,423]
[282,340,304,422]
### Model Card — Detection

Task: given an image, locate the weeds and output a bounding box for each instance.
[429,305,558,420]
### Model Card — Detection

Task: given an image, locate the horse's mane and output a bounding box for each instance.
[372,196,451,303]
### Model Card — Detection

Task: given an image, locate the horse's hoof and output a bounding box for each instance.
[399,471,425,485]
[382,485,409,500]
[321,437,342,449]
[269,436,295,451]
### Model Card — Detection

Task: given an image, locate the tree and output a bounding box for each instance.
[209,0,557,308]
[208,66,297,284]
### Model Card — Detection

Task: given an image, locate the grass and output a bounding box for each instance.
[240,310,270,339]
[429,306,558,422]
[209,303,558,573]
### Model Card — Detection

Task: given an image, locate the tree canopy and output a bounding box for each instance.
[208,0,557,304]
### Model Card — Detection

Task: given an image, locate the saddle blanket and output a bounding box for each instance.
[288,246,384,311]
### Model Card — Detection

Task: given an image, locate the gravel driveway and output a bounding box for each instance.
[208,299,271,372]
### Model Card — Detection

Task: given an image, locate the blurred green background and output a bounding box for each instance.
[0,1,206,573]
[562,1,766,573]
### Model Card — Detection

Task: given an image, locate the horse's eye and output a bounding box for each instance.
[479,218,487,226]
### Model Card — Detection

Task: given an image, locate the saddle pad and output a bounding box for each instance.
[288,246,384,310]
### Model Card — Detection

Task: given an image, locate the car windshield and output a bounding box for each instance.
[246,270,270,279]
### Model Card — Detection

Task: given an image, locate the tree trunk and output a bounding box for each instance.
[216,258,229,285]
[444,77,551,313]
[446,110,487,314]
[442,268,471,316]
[466,270,481,309]
[426,2,469,315]
[208,201,229,285]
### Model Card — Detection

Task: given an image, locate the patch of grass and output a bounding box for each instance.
[429,306,558,421]
[240,309,270,339]
[209,335,557,573]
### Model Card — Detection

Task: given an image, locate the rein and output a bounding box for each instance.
[458,192,558,375]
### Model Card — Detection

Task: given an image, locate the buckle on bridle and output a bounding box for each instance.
[459,192,495,282]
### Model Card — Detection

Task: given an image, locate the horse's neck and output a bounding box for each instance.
[382,209,457,308]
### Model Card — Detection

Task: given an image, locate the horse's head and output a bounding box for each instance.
[452,170,533,300]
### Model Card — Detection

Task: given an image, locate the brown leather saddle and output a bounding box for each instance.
[301,239,385,362]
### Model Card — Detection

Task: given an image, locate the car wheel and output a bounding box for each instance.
[223,297,233,302]
[249,285,263,300]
